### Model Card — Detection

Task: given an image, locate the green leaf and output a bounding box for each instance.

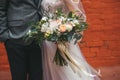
[67,12,73,18]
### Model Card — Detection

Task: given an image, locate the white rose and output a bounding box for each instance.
[41,23,49,32]
[41,17,48,21]
[60,16,66,21]
[46,28,53,34]
[73,20,79,24]
[66,24,73,32]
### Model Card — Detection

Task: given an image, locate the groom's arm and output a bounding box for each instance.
[0,0,9,42]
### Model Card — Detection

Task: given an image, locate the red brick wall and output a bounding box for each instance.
[0,0,120,70]
[0,43,9,71]
[80,0,120,67]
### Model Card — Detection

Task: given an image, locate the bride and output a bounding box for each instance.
[41,0,101,80]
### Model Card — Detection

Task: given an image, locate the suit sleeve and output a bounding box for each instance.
[0,0,9,42]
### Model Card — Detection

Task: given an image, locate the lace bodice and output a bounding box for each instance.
[41,0,69,14]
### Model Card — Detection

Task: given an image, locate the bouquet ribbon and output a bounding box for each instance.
[55,42,101,77]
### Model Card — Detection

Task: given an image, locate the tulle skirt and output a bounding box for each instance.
[42,40,100,80]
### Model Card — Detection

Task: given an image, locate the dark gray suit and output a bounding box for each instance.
[0,0,42,41]
[0,0,43,80]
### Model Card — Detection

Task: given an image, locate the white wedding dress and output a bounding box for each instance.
[41,0,101,80]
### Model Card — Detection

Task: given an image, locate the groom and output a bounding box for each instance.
[0,0,43,80]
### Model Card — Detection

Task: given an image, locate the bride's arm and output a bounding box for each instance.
[63,0,86,21]
[63,0,86,41]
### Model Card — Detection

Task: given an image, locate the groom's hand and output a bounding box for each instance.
[0,31,9,42]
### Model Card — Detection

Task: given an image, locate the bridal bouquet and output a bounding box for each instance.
[24,8,88,66]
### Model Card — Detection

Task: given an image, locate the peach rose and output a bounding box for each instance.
[59,24,67,32]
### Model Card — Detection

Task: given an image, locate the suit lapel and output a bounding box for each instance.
[38,0,42,8]
[33,0,42,8]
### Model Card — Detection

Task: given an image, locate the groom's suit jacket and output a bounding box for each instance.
[0,0,42,42]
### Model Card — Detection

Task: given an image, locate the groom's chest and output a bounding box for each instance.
[10,0,42,6]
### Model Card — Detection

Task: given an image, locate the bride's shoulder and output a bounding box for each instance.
[64,0,79,3]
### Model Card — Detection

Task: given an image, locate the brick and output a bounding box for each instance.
[0,44,5,49]
[107,40,120,50]
[88,25,104,31]
[0,65,10,71]
[86,41,103,47]
[111,51,120,57]
[78,41,87,48]
[83,31,104,41]
[90,47,100,55]
[0,55,9,65]
[81,47,97,58]
[0,49,7,56]
[87,57,120,67]
[101,24,120,30]
[97,47,112,57]
[101,30,120,41]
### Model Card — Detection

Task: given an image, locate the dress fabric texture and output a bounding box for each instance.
[41,0,100,80]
